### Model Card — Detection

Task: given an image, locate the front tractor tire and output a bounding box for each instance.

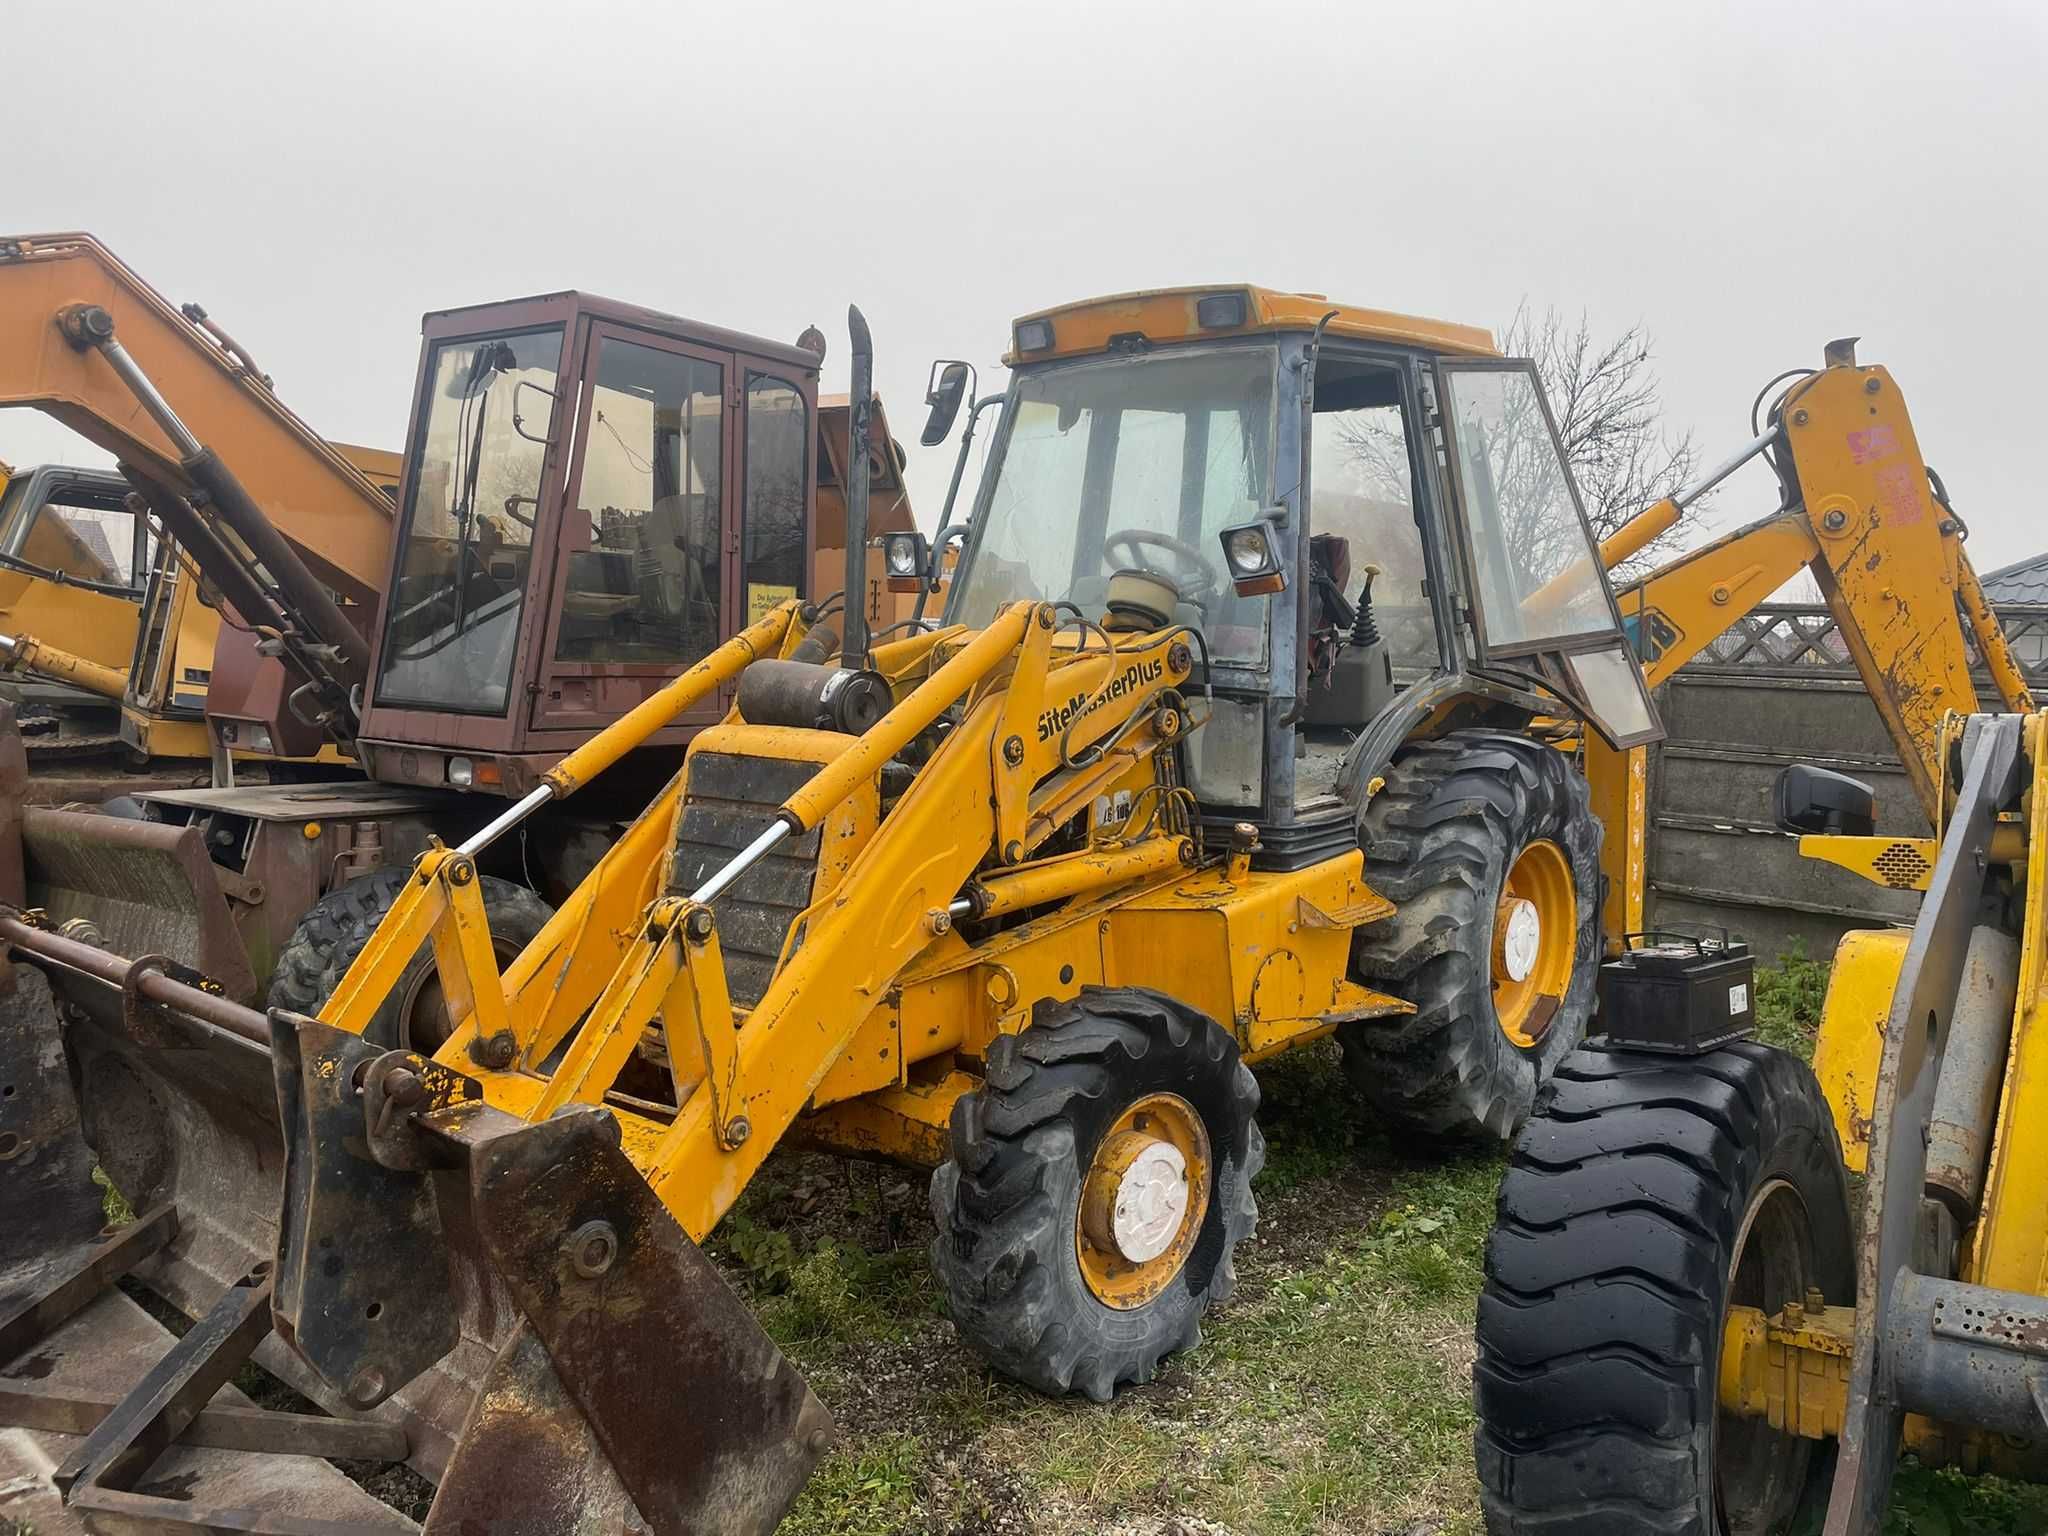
[267,867,554,1054]
[1344,730,1602,1139]
[1474,1042,1853,1535]
[929,988,1263,1402]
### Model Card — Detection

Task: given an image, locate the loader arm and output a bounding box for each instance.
[0,234,393,737]
[1585,354,2034,940]
[311,601,1209,1234]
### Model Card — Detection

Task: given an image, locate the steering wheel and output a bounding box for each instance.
[1102,528,1220,608]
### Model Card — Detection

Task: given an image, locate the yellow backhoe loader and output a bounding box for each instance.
[1472,416,2048,1521]
[0,283,2023,1531]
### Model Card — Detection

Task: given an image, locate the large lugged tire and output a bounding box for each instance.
[1474,1042,1853,1536]
[929,987,1263,1402]
[266,867,554,1053]
[1342,730,1601,1138]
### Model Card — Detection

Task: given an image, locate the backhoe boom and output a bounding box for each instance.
[1587,353,2035,938]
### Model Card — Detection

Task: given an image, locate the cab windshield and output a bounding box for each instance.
[377,327,562,714]
[949,346,1277,665]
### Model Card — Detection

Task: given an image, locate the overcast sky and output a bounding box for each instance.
[9,0,2045,575]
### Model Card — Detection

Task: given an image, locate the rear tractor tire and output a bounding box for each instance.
[1343,729,1602,1139]
[266,867,554,1055]
[929,987,1263,1402]
[1474,1041,1853,1535]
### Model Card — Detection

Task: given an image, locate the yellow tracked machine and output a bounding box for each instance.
[0,283,2022,1530]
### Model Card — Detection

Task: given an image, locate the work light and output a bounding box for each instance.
[878,531,931,592]
[1218,522,1285,596]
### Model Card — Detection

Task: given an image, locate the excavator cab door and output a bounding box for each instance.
[1431,357,1664,749]
[527,324,738,734]
[526,328,816,735]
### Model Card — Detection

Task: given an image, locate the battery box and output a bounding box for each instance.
[1594,931,1757,1055]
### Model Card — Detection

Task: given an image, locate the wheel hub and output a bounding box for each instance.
[1075,1092,1211,1310]
[1492,838,1577,1050]
[1497,897,1542,982]
[1084,1134,1189,1263]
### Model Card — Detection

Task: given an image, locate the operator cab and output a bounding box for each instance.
[937,286,1660,861]
[0,465,154,597]
[357,292,823,797]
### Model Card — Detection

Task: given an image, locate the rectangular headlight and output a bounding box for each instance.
[248,725,274,754]
[447,755,475,787]
[1196,291,1249,330]
[1219,521,1286,596]
[1014,318,1055,353]
[879,531,930,591]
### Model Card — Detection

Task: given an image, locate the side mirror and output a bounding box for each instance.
[921,361,971,448]
[1775,763,1877,837]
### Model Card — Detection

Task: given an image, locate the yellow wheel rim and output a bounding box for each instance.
[1715,1177,1820,1533]
[1075,1092,1210,1310]
[1492,838,1576,1049]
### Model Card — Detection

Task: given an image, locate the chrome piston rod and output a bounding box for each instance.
[1676,423,1782,511]
[688,821,792,906]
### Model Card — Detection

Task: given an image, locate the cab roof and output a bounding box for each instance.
[1005,285,1498,365]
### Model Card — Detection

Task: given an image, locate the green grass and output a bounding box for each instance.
[1756,941,1832,1058]
[1880,1465,2048,1536]
[734,975,2048,1534]
[779,1434,925,1536]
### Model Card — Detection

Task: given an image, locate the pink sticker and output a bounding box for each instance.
[1875,460,1923,525]
[1847,424,1898,464]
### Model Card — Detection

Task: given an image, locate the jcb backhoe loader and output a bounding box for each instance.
[0,233,917,1041]
[0,286,2019,1531]
[1472,434,2048,1520]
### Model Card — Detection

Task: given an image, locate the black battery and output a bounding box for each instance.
[1593,930,1757,1055]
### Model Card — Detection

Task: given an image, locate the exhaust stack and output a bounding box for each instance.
[844,304,873,663]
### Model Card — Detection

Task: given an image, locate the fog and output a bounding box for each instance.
[9,0,2044,572]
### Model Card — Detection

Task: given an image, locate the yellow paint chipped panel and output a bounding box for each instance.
[1813,928,1910,1173]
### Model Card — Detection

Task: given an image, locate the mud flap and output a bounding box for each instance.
[272,1017,836,1535]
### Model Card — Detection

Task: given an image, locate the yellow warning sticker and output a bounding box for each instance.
[747,583,798,625]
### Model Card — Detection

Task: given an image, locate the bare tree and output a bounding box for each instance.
[1336,303,1702,578]
[1498,303,1700,564]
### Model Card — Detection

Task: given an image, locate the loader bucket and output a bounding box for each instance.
[18,803,258,1001]
[0,728,833,1531]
